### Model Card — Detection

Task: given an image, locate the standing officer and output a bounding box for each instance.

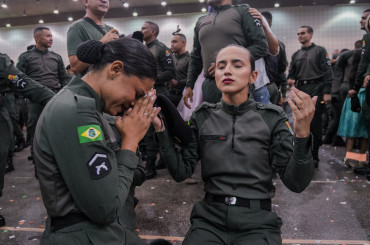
[169,33,190,107]
[67,0,119,76]
[141,21,176,179]
[183,0,268,108]
[288,25,333,168]
[0,53,54,226]
[154,45,316,244]
[16,27,70,166]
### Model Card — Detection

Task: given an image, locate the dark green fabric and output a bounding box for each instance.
[186,4,268,89]
[0,106,13,197]
[16,47,70,89]
[288,43,333,94]
[354,34,370,92]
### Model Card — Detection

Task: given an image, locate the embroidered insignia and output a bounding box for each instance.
[8,74,27,88]
[285,121,294,135]
[167,58,172,64]
[78,125,103,143]
[254,19,261,27]
[165,50,170,56]
[87,153,112,179]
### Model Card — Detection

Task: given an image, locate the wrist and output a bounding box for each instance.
[121,139,138,153]
[295,131,310,138]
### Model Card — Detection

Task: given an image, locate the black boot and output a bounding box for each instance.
[5,155,14,173]
[0,215,5,226]
[14,137,26,152]
[145,157,157,180]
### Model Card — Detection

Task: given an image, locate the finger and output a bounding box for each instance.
[109,28,119,34]
[139,94,156,116]
[312,96,318,106]
[290,88,305,110]
[149,107,161,121]
[287,98,301,118]
[130,96,145,114]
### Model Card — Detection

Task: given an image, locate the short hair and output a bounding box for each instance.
[34,27,50,36]
[363,9,370,13]
[174,33,186,42]
[261,11,272,22]
[300,25,313,34]
[216,44,255,72]
[145,21,160,37]
[354,40,362,49]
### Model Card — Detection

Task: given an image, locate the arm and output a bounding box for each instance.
[353,34,370,92]
[277,42,288,99]
[241,7,268,60]
[287,52,297,85]
[272,88,316,192]
[156,46,176,85]
[57,55,70,88]
[319,47,333,96]
[0,54,54,105]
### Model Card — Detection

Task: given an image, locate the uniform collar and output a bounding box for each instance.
[146,39,159,48]
[220,96,255,115]
[32,47,49,54]
[301,43,316,50]
[177,51,189,59]
[213,4,232,11]
[67,76,105,112]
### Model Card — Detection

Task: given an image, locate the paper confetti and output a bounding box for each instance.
[9,235,15,239]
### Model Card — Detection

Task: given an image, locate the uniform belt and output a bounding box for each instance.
[297,79,321,86]
[50,213,88,232]
[205,193,271,211]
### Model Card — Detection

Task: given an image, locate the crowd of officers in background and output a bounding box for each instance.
[1,0,370,237]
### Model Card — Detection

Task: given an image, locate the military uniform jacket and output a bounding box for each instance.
[331,49,354,98]
[288,43,333,94]
[157,99,314,200]
[171,51,190,92]
[146,39,176,87]
[16,47,69,90]
[186,4,268,89]
[0,53,54,107]
[354,34,370,92]
[33,77,140,242]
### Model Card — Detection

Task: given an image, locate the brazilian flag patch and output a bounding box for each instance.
[78,125,103,143]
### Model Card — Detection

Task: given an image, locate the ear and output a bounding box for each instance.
[249,70,258,84]
[108,61,124,79]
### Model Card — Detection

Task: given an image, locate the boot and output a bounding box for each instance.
[145,157,157,180]
[14,137,26,152]
[5,155,14,173]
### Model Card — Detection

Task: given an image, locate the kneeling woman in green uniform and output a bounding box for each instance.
[34,38,160,244]
[154,44,317,245]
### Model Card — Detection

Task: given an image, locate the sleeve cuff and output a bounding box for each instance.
[116,150,139,169]
[293,134,313,158]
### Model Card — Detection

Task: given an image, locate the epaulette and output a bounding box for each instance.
[255,102,285,117]
[234,4,251,9]
[75,94,96,114]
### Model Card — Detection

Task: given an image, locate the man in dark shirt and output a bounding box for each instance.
[141,21,176,179]
[288,25,333,168]
[16,27,69,165]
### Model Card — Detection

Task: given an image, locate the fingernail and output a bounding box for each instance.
[148,91,153,96]
[150,96,155,101]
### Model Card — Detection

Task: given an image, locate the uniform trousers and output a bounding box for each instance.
[0,106,13,196]
[183,199,282,245]
[296,82,323,160]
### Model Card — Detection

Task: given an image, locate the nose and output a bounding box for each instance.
[224,64,232,75]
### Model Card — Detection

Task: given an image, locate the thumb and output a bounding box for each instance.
[109,28,119,34]
[312,96,318,106]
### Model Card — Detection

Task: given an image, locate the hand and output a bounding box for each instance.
[100,28,119,44]
[116,89,161,152]
[208,63,215,77]
[153,116,165,132]
[183,87,193,109]
[287,79,296,85]
[170,79,178,87]
[249,8,263,21]
[287,87,317,138]
[363,75,370,88]
[347,89,357,97]
[323,94,331,104]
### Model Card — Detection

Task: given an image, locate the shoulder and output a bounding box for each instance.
[156,41,170,51]
[255,102,286,118]
[233,4,251,11]
[49,51,62,59]
[313,44,328,53]
[193,102,219,116]
[17,50,30,59]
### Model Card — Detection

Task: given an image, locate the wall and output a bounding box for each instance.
[0,4,369,66]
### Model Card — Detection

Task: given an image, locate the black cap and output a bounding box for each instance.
[155,94,192,148]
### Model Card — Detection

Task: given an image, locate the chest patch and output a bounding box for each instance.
[87,153,112,179]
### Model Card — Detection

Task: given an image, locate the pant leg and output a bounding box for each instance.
[266,82,279,105]
[363,102,370,154]
[5,92,24,143]
[27,101,43,160]
[253,85,271,104]
[202,78,222,104]
[0,106,13,197]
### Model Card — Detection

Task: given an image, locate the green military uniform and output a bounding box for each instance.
[145,39,176,177]
[33,76,145,245]
[167,51,190,106]
[157,99,314,244]
[288,43,333,164]
[186,4,268,103]
[0,53,54,197]
[67,18,113,76]
[16,47,70,163]
[353,34,370,156]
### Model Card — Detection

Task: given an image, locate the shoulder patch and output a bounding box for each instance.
[285,121,294,135]
[8,75,27,89]
[87,153,112,179]
[78,125,103,143]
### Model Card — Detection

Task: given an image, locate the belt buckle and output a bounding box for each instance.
[225,196,237,205]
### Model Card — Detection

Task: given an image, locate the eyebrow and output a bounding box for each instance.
[217,59,244,65]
